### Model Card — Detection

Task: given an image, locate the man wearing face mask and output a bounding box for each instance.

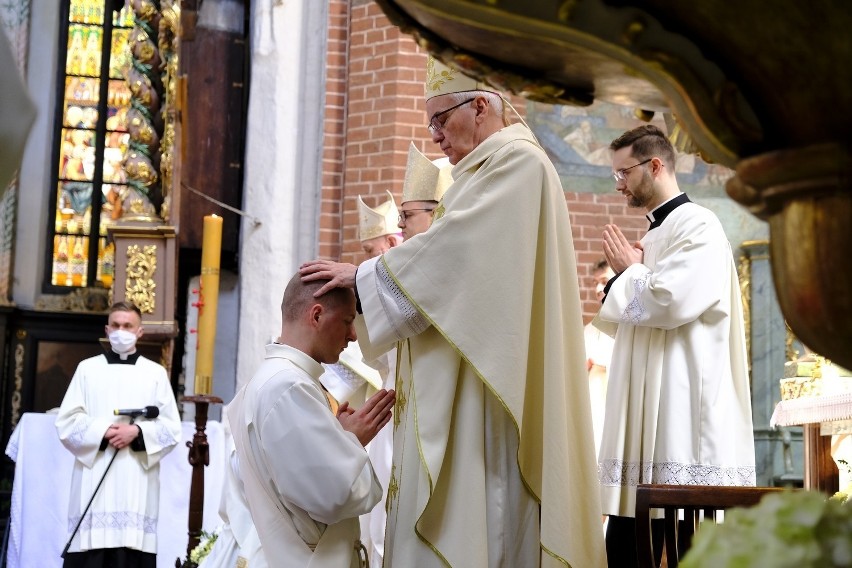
[56,301,181,568]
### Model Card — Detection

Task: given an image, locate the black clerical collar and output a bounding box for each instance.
[645,193,691,230]
[104,349,141,365]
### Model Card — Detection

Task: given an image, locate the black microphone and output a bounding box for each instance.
[113,406,159,419]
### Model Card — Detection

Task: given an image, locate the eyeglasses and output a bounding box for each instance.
[612,158,653,182]
[427,98,476,134]
[398,208,434,223]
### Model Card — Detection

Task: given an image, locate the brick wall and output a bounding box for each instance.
[321,1,643,323]
[319,0,351,260]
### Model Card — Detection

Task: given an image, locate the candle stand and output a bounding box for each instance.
[176,394,223,568]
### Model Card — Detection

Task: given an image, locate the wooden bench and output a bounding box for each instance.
[634,484,786,568]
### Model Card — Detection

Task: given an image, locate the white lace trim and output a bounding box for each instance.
[69,511,157,534]
[66,419,90,450]
[325,363,366,390]
[599,458,756,487]
[376,261,429,337]
[621,272,650,323]
[153,422,176,448]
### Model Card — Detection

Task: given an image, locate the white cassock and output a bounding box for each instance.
[585,321,615,455]
[228,343,382,568]
[55,351,182,554]
[597,197,756,517]
[355,123,606,568]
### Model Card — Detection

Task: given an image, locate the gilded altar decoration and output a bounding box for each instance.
[122,0,165,220]
[125,243,157,313]
[11,341,24,427]
[158,0,180,223]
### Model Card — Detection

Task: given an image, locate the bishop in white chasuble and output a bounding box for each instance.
[353,123,606,568]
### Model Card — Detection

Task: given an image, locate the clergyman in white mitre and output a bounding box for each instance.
[357,190,403,256]
[321,189,402,408]
[397,142,453,240]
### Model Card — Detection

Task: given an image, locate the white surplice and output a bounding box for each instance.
[598,201,756,517]
[55,352,182,554]
[229,343,382,568]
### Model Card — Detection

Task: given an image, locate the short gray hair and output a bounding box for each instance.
[446,90,505,118]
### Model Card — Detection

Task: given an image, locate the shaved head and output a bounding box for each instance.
[281,272,353,323]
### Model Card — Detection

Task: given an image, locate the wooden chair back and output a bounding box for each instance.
[634,484,786,568]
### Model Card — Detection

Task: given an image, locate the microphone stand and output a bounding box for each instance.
[60,416,137,559]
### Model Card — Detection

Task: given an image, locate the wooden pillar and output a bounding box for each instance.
[802,423,840,494]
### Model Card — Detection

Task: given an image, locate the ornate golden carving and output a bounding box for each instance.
[785,322,800,362]
[125,244,158,313]
[35,288,110,313]
[157,0,181,224]
[12,342,24,427]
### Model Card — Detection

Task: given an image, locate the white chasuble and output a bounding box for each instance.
[55,354,182,554]
[355,123,606,568]
[229,343,382,568]
[598,202,755,517]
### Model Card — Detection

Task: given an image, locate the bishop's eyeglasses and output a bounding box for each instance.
[612,158,653,182]
[398,208,435,223]
[427,98,476,134]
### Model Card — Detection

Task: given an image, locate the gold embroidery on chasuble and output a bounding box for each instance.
[386,464,399,513]
[432,203,445,221]
[394,382,407,428]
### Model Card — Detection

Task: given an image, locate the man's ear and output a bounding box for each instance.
[309,303,324,328]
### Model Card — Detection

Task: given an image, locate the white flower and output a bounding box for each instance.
[680,490,852,568]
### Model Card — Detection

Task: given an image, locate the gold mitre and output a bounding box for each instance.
[425,55,498,100]
[401,143,454,204]
[358,190,399,242]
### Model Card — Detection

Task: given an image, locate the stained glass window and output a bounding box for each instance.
[47,0,135,290]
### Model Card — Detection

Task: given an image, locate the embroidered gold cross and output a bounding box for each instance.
[386,464,399,512]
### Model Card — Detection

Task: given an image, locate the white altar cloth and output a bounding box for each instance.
[5,412,225,568]
[770,392,852,428]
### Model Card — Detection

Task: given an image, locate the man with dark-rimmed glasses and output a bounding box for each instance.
[596,124,755,568]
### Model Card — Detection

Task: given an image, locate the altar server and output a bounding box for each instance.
[597,124,755,567]
[56,301,181,568]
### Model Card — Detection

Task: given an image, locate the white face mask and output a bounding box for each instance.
[108,329,138,354]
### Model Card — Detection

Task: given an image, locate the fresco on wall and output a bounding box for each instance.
[528,100,735,193]
[526,99,769,246]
